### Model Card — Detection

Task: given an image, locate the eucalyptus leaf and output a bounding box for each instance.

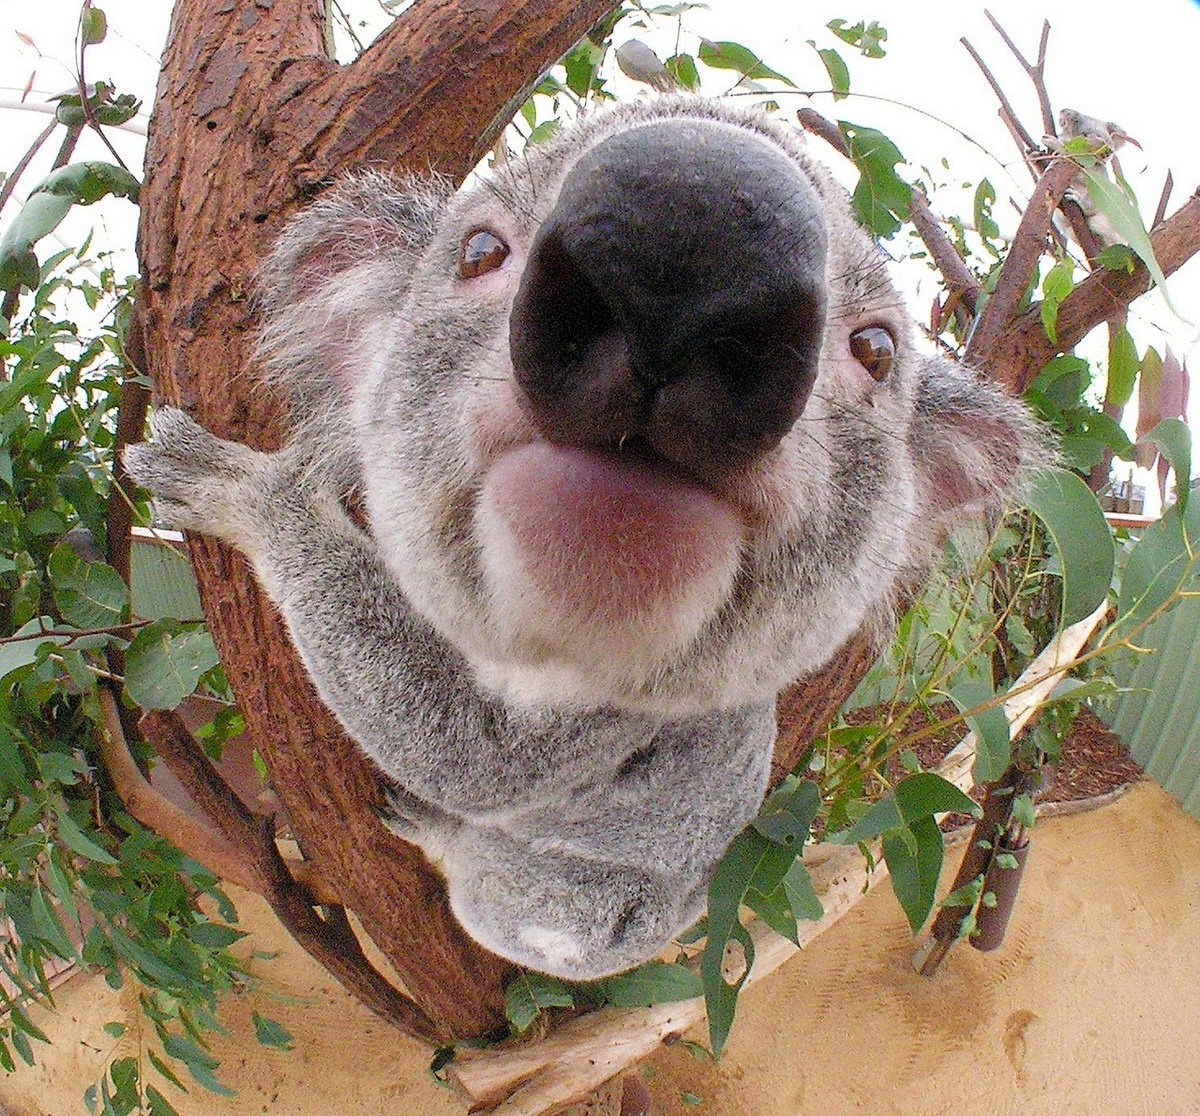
[124,621,219,709]
[948,678,1011,784]
[588,961,702,1007]
[1139,418,1191,515]
[1023,468,1114,627]
[882,815,944,933]
[1080,168,1185,320]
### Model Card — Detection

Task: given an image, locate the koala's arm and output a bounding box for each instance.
[123,409,478,790]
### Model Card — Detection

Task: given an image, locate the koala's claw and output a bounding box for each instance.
[123,408,264,542]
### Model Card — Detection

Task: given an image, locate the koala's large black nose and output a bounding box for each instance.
[509,117,828,478]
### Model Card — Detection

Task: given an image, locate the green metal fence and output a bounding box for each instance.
[1104,592,1200,820]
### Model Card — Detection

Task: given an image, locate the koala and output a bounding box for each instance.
[125,96,1042,980]
[1050,107,1141,250]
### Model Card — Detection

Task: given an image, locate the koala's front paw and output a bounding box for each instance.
[123,408,268,547]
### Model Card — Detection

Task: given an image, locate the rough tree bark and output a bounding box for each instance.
[127,0,1200,1061]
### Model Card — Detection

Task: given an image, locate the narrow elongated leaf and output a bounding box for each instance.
[1023,467,1114,626]
[883,815,944,933]
[1105,325,1139,410]
[948,678,1011,783]
[589,961,702,1007]
[1081,168,1185,320]
[701,917,754,1060]
[56,809,118,865]
[812,44,849,98]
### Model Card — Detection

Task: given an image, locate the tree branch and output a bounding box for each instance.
[983,189,1200,392]
[909,185,981,316]
[272,0,620,197]
[965,157,1078,367]
[144,708,445,1045]
[95,685,262,892]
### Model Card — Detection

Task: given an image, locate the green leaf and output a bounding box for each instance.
[1023,467,1115,626]
[827,795,902,845]
[251,1011,294,1050]
[1096,244,1137,273]
[811,44,849,99]
[781,859,823,921]
[1039,258,1074,345]
[1080,168,1186,320]
[1105,325,1138,410]
[701,917,753,1060]
[504,972,573,1033]
[80,5,108,44]
[0,616,71,681]
[146,1085,182,1116]
[50,546,130,630]
[947,679,1011,784]
[1118,495,1200,628]
[1139,418,1191,515]
[752,776,820,847]
[124,621,219,709]
[882,815,944,933]
[697,40,796,86]
[103,1022,127,1040]
[826,18,888,57]
[588,961,702,1007]
[36,161,140,206]
[837,121,909,238]
[894,772,981,822]
[187,921,245,950]
[57,808,118,864]
[664,53,701,91]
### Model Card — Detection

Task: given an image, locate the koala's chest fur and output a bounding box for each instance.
[126,95,1040,979]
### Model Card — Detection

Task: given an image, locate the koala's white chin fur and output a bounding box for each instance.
[473,442,744,708]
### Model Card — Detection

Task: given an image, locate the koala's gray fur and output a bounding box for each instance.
[125,96,1043,979]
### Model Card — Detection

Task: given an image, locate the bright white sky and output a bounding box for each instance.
[2,0,1198,466]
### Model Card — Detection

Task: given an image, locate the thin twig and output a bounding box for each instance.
[984,11,1055,137]
[960,36,1036,152]
[1154,170,1174,230]
[909,185,981,315]
[0,119,56,219]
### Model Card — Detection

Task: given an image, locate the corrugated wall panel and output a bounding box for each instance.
[1104,594,1200,820]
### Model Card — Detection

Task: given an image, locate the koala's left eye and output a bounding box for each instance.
[849,326,896,381]
[459,229,510,279]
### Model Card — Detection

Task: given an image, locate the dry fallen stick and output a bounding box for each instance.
[448,603,1110,1115]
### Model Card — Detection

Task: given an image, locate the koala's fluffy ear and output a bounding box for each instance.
[910,356,1050,531]
[254,171,452,403]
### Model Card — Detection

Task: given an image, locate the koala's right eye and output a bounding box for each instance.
[459,229,511,279]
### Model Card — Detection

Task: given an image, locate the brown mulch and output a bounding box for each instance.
[871,704,1143,808]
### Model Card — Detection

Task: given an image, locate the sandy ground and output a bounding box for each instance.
[4,779,1199,1116]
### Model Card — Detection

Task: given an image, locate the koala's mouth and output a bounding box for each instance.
[474,440,744,654]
